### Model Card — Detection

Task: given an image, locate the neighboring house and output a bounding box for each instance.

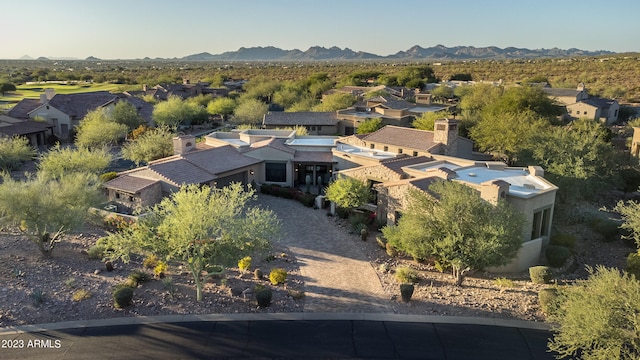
[8,90,153,138]
[139,80,229,101]
[262,111,338,135]
[566,97,620,124]
[541,83,589,106]
[103,137,262,214]
[333,119,482,171]
[336,95,453,135]
[324,85,414,100]
[203,129,337,187]
[0,114,54,147]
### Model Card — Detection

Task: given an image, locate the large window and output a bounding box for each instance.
[265,162,287,182]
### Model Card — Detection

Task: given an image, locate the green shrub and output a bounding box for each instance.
[386,242,398,257]
[538,288,560,316]
[238,256,252,272]
[400,283,414,302]
[256,288,273,307]
[349,212,369,230]
[113,286,134,308]
[128,270,151,285]
[142,254,160,269]
[529,266,553,284]
[546,245,571,268]
[30,288,45,306]
[269,268,287,285]
[336,207,350,219]
[395,266,420,284]
[154,262,168,278]
[626,252,640,278]
[376,236,387,249]
[352,222,368,236]
[87,244,105,260]
[550,233,576,250]
[72,289,92,301]
[99,171,118,182]
[589,218,621,242]
[493,277,516,289]
[298,193,316,207]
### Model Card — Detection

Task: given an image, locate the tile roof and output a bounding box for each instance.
[0,115,53,137]
[7,99,41,119]
[263,111,338,126]
[363,126,440,151]
[45,91,117,119]
[148,158,216,186]
[248,138,296,154]
[103,175,160,193]
[542,88,583,98]
[581,97,617,109]
[181,145,263,174]
[367,96,414,110]
[380,155,434,177]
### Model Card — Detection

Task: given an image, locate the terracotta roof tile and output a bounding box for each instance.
[103,175,160,193]
[363,126,439,151]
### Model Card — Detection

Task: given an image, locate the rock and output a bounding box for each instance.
[94,269,100,275]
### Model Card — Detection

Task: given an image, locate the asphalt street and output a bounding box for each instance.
[0,316,554,359]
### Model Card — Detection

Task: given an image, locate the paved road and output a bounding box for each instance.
[256,194,391,313]
[0,314,554,359]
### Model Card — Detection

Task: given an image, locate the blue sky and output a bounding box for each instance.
[3,0,639,59]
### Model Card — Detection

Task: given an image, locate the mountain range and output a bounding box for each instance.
[22,45,616,62]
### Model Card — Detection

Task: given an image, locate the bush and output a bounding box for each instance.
[493,277,516,289]
[349,212,369,230]
[589,218,621,241]
[298,193,316,207]
[336,207,350,219]
[128,270,151,285]
[400,283,414,302]
[87,244,105,260]
[113,286,134,308]
[385,242,398,257]
[72,289,92,301]
[529,266,553,284]
[154,262,168,278]
[255,288,273,307]
[142,254,160,269]
[626,252,640,278]
[395,266,420,284]
[30,288,45,306]
[99,171,118,183]
[546,245,571,268]
[550,233,576,250]
[238,256,252,272]
[538,288,560,316]
[269,268,287,285]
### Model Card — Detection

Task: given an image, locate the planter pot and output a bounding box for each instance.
[400,283,414,302]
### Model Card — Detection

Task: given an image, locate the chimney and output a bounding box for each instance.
[45,88,55,100]
[433,118,459,156]
[480,180,510,205]
[183,79,190,85]
[142,84,148,92]
[173,135,196,155]
[39,94,47,104]
[528,166,544,177]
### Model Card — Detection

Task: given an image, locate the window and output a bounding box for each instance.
[531,207,552,239]
[115,193,120,199]
[383,146,388,152]
[398,148,403,154]
[576,111,580,115]
[412,151,418,156]
[369,144,375,149]
[265,162,287,182]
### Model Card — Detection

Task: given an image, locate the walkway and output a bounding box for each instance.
[256,194,391,313]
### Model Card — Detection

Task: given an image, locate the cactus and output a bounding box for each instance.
[254,268,264,280]
[400,283,414,302]
[256,288,272,307]
[113,287,134,308]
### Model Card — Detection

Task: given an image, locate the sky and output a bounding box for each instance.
[3,0,639,60]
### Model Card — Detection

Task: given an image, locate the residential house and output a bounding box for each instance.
[262,111,338,135]
[337,155,557,272]
[541,83,589,106]
[103,137,262,214]
[333,119,483,171]
[8,90,153,138]
[203,129,337,187]
[336,95,453,135]
[0,114,54,147]
[566,97,620,124]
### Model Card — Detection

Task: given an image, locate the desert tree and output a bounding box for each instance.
[382,182,525,285]
[206,97,236,121]
[38,145,112,180]
[75,107,129,148]
[411,111,451,131]
[0,135,36,171]
[356,118,383,134]
[153,96,208,128]
[101,183,280,301]
[232,98,268,125]
[311,93,356,112]
[548,266,640,360]
[0,172,104,257]
[325,176,372,212]
[112,101,145,130]
[121,126,174,165]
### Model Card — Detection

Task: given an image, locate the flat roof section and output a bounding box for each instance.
[335,143,397,160]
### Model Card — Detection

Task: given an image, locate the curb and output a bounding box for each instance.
[0,313,552,335]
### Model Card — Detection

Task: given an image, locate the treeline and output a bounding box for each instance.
[1,54,639,102]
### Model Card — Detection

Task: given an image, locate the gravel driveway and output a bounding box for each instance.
[256,194,391,313]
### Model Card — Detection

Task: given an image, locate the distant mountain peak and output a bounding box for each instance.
[180,45,611,61]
